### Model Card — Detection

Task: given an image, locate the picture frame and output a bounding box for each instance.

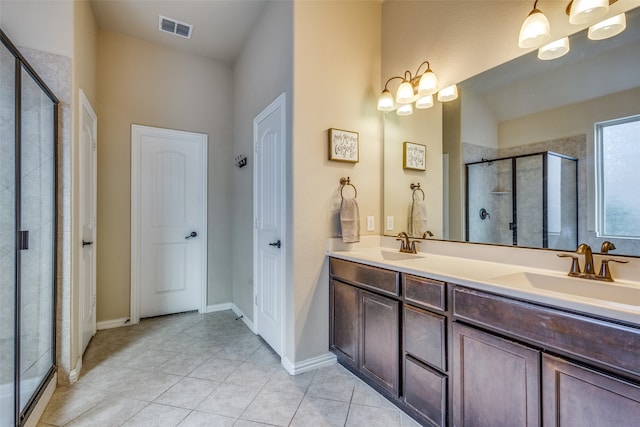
[403,141,426,171]
[329,128,359,163]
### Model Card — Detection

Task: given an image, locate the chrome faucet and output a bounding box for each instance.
[558,242,628,282]
[396,232,419,254]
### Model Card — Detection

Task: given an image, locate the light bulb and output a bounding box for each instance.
[538,37,570,60]
[418,70,438,96]
[377,89,395,112]
[588,13,626,40]
[396,81,415,104]
[416,95,434,109]
[396,103,413,116]
[569,0,608,25]
[519,8,551,49]
[437,85,458,102]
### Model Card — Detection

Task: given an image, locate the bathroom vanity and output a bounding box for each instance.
[328,249,640,426]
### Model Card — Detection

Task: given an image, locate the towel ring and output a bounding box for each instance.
[340,177,358,199]
[410,182,425,201]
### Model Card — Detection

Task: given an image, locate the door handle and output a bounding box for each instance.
[82,240,93,247]
[269,240,281,249]
[185,231,197,239]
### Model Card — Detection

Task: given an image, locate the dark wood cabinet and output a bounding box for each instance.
[329,259,400,397]
[543,354,640,427]
[360,290,400,395]
[329,279,358,368]
[452,322,540,427]
[404,355,447,427]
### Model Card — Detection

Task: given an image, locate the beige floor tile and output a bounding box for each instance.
[240,389,303,427]
[289,396,349,427]
[345,403,403,427]
[351,378,396,409]
[109,369,182,401]
[64,395,147,427]
[195,382,259,418]
[306,374,356,403]
[157,352,211,376]
[262,370,314,396]
[38,385,104,426]
[121,403,190,426]
[188,357,242,382]
[176,411,236,427]
[154,377,219,409]
[223,361,277,388]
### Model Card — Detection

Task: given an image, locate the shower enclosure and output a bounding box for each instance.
[1,30,58,426]
[465,152,578,250]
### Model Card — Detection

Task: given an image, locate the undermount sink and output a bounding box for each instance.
[378,250,425,261]
[490,272,640,306]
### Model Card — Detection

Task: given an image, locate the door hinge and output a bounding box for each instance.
[92,139,97,151]
[92,294,96,307]
[255,218,258,229]
[255,295,258,306]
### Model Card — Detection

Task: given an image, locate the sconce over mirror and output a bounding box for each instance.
[383,5,640,257]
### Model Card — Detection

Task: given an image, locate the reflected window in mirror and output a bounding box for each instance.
[596,114,640,238]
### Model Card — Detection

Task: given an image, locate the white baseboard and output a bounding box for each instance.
[67,357,82,384]
[97,317,130,330]
[205,303,233,313]
[282,352,337,375]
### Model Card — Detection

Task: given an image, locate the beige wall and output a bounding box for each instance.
[0,0,73,57]
[96,30,234,321]
[69,0,98,376]
[292,0,382,362]
[232,1,293,324]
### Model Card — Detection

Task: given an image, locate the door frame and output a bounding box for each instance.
[253,92,287,355]
[130,124,208,324]
[78,89,97,355]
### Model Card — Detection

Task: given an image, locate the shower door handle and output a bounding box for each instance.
[19,230,29,250]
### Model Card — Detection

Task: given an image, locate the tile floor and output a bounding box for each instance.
[38,310,421,426]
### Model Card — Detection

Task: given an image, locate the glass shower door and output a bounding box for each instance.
[18,65,56,412]
[0,39,16,427]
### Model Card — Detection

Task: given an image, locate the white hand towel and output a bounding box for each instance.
[340,198,360,243]
[410,199,428,238]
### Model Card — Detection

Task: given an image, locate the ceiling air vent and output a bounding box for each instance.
[158,15,193,39]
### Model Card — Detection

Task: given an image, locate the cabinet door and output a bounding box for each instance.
[360,290,400,396]
[452,323,540,426]
[329,279,358,368]
[543,354,640,427]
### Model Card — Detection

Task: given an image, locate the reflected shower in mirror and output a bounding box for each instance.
[383,6,640,256]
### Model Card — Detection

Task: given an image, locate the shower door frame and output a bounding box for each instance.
[1,29,59,426]
[465,151,578,249]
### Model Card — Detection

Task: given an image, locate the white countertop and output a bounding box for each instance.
[328,238,640,325]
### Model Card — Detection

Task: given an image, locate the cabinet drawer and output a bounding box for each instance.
[404,305,446,371]
[453,286,640,381]
[403,274,446,312]
[404,356,447,427]
[330,258,399,296]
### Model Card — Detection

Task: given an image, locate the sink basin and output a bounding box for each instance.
[378,250,425,261]
[490,272,640,306]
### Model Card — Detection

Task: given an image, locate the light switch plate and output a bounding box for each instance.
[367,216,375,231]
[386,216,394,230]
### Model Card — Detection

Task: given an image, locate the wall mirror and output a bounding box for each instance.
[383,6,640,256]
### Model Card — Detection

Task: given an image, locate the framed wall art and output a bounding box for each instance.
[329,128,359,163]
[403,141,426,171]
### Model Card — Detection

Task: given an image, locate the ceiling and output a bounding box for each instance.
[90,0,269,65]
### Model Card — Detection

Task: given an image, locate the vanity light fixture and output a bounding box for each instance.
[588,12,626,39]
[538,37,570,60]
[377,60,456,115]
[521,0,625,59]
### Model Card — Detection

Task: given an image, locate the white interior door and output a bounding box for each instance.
[131,125,207,321]
[79,90,97,355]
[254,93,286,356]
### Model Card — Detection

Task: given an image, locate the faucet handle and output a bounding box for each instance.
[598,258,629,282]
[557,253,581,276]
